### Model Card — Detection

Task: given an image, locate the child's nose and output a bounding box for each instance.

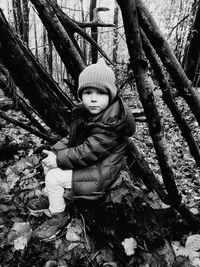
[91,93,97,101]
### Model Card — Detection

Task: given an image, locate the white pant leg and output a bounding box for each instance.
[44,168,72,214]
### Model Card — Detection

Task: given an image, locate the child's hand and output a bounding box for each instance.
[42,150,58,169]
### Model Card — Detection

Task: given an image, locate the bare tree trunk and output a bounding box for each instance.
[141,29,200,168]
[12,0,29,45]
[90,0,98,63]
[47,33,53,75]
[22,0,29,45]
[46,0,113,65]
[117,0,182,207]
[12,0,23,37]
[0,63,48,134]
[33,11,38,58]
[171,0,192,62]
[30,0,85,83]
[43,26,48,70]
[183,0,200,84]
[112,3,119,63]
[0,9,74,136]
[117,0,200,227]
[181,0,198,68]
[80,0,87,62]
[136,0,200,127]
[126,138,169,204]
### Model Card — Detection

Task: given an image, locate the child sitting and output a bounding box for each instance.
[27,58,136,241]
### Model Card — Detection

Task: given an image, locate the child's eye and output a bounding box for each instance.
[98,91,108,95]
[82,90,91,95]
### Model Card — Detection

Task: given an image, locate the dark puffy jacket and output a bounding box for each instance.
[52,96,135,199]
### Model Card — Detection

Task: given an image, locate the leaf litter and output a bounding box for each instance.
[1,93,200,266]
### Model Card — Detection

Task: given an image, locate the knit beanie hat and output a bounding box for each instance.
[78,58,117,103]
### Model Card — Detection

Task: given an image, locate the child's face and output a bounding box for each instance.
[82,88,109,115]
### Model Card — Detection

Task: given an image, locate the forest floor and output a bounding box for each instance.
[1,89,200,266]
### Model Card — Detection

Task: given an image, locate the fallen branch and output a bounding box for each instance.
[0,63,49,134]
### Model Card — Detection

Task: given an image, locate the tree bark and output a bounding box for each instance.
[90,0,98,63]
[126,138,169,205]
[0,9,74,136]
[112,4,119,64]
[183,0,200,83]
[12,0,23,38]
[47,33,53,75]
[0,110,56,143]
[117,0,182,208]
[80,0,87,61]
[33,11,39,59]
[0,65,48,134]
[141,29,200,168]
[22,0,29,45]
[117,0,200,228]
[30,0,86,83]
[136,0,200,127]
[43,26,48,71]
[47,0,113,65]
[12,0,29,45]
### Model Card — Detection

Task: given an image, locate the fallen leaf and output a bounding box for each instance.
[185,234,200,252]
[121,237,137,256]
[13,236,28,250]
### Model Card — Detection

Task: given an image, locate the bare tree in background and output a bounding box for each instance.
[183,0,200,86]
[12,0,29,45]
[112,2,119,63]
[89,0,98,63]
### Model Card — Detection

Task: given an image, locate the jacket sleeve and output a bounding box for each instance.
[55,128,119,169]
[51,137,69,152]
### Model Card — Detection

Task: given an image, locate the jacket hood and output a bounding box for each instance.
[89,96,136,137]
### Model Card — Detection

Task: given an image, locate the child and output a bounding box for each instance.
[27,58,136,241]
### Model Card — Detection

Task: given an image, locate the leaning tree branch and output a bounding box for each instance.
[18,37,75,110]
[0,63,49,134]
[117,0,200,228]
[0,110,58,143]
[18,96,48,133]
[136,0,200,128]
[183,0,200,82]
[168,1,199,38]
[0,9,73,136]
[30,0,86,82]
[141,29,200,168]
[49,0,114,65]
[117,0,183,207]
[126,138,170,204]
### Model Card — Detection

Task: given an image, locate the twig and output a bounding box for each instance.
[168,1,199,38]
[50,2,114,65]
[75,7,115,28]
[80,213,91,252]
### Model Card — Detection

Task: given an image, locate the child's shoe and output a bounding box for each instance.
[27,195,49,217]
[33,210,70,241]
